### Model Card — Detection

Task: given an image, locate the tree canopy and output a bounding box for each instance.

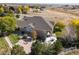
[31,40,63,55]
[17,5,23,13]
[53,21,65,33]
[24,5,30,13]
[70,19,79,31]
[70,19,79,48]
[53,21,65,38]
[31,41,45,55]
[0,16,16,35]
[31,30,37,40]
[52,40,63,54]
[0,6,4,13]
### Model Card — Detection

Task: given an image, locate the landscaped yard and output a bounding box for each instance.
[9,34,20,44]
[0,37,10,54]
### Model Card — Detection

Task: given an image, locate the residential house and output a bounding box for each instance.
[17,16,57,44]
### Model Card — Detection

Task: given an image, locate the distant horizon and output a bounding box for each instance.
[0,3,79,5]
[0,0,79,5]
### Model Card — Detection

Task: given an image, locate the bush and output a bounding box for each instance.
[16,14,20,18]
[9,34,20,44]
[31,40,63,55]
[11,45,26,55]
[0,16,16,36]
[31,41,45,55]
[53,21,65,33]
[52,40,63,54]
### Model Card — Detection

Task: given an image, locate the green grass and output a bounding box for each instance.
[0,37,10,54]
[0,37,9,48]
[9,34,20,44]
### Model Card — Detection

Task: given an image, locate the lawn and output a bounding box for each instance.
[0,37,10,54]
[9,34,20,44]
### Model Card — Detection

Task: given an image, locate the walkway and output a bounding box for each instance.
[4,36,13,48]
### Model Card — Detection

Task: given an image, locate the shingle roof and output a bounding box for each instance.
[17,16,52,31]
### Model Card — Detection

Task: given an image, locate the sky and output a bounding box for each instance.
[0,0,79,4]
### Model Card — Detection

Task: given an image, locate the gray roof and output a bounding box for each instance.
[17,16,52,31]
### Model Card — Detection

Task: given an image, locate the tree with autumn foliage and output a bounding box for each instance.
[31,30,37,40]
[53,21,65,38]
[53,21,65,33]
[70,19,79,37]
[0,5,4,14]
[70,19,79,48]
[17,5,23,14]
[24,5,30,14]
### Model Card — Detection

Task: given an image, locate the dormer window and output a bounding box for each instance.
[47,31,51,37]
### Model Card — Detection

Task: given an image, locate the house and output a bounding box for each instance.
[17,16,57,44]
[17,16,52,31]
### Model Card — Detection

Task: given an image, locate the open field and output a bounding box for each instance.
[51,8,79,17]
[26,9,79,23]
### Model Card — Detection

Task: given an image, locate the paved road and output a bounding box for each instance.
[4,36,13,48]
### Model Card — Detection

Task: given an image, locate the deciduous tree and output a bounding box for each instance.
[31,30,37,40]
[70,19,79,48]
[17,5,23,13]
[0,16,16,36]
[24,5,30,13]
[0,6,4,13]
